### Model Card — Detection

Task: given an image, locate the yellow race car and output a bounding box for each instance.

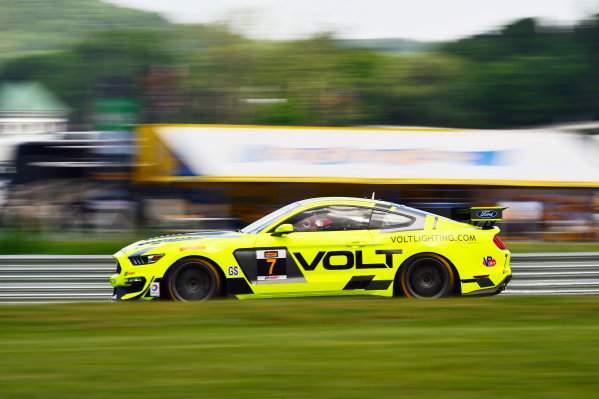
[110,197,511,301]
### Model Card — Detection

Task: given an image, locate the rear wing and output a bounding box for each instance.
[451,207,506,229]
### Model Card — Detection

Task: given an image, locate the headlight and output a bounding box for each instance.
[129,254,165,265]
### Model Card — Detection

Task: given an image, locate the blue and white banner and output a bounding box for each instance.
[147,125,599,187]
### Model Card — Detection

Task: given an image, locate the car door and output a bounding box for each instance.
[251,204,376,295]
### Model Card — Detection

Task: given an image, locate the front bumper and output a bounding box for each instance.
[110,254,163,301]
[110,275,149,301]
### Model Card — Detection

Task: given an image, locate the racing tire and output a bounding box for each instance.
[166,258,222,301]
[399,254,454,299]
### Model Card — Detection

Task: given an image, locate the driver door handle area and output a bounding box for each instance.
[345,241,367,248]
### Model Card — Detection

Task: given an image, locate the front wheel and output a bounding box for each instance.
[166,258,222,301]
[399,254,454,298]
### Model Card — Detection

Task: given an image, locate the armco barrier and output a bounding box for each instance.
[0,253,598,303]
[0,255,115,303]
[503,252,599,296]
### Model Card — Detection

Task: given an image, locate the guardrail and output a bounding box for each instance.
[0,255,114,303]
[503,252,599,296]
[0,253,598,303]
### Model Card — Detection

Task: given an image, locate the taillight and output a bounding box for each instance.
[493,235,506,250]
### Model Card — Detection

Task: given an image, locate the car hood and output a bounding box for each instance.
[118,230,244,256]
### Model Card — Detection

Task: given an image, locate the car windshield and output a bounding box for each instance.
[240,201,303,234]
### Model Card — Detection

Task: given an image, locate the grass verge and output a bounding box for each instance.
[0,296,598,398]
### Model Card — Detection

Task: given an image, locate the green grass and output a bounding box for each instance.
[1,296,598,398]
[0,230,139,255]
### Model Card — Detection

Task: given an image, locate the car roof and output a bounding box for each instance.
[296,197,430,217]
[297,196,396,208]
[297,196,377,206]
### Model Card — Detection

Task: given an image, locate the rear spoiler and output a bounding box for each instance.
[451,207,506,229]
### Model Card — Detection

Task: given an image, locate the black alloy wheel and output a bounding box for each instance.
[400,255,454,298]
[167,259,221,301]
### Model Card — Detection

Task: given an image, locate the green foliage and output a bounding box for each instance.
[441,16,599,127]
[334,38,438,54]
[0,0,168,60]
[360,53,467,126]
[0,229,138,254]
[184,37,380,125]
[2,3,599,128]
[0,29,175,124]
[252,101,315,126]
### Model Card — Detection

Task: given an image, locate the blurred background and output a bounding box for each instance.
[0,0,598,252]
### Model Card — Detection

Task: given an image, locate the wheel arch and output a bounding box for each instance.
[393,251,461,297]
[162,255,227,298]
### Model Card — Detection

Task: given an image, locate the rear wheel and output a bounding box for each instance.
[166,258,222,301]
[400,254,454,298]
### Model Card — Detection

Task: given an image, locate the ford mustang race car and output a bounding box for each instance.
[110,197,511,301]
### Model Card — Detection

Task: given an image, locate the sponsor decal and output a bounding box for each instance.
[483,256,497,267]
[150,282,160,297]
[257,275,287,281]
[227,266,239,276]
[179,245,206,252]
[245,146,502,166]
[293,249,402,271]
[257,250,286,259]
[476,210,498,219]
[390,234,476,244]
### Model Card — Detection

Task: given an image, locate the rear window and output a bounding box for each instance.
[369,210,415,230]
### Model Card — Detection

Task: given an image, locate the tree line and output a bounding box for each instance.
[2,15,599,129]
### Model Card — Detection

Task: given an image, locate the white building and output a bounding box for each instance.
[0,81,70,135]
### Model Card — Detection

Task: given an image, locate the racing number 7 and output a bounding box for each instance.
[267,258,277,275]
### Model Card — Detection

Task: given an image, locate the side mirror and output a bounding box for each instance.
[271,224,293,236]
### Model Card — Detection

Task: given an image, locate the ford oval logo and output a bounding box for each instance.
[476,210,498,218]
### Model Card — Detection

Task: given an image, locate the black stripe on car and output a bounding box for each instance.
[343,275,392,290]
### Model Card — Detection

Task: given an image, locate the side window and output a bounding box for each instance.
[369,210,415,230]
[275,205,373,232]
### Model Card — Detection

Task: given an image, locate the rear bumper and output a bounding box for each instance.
[462,274,512,296]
